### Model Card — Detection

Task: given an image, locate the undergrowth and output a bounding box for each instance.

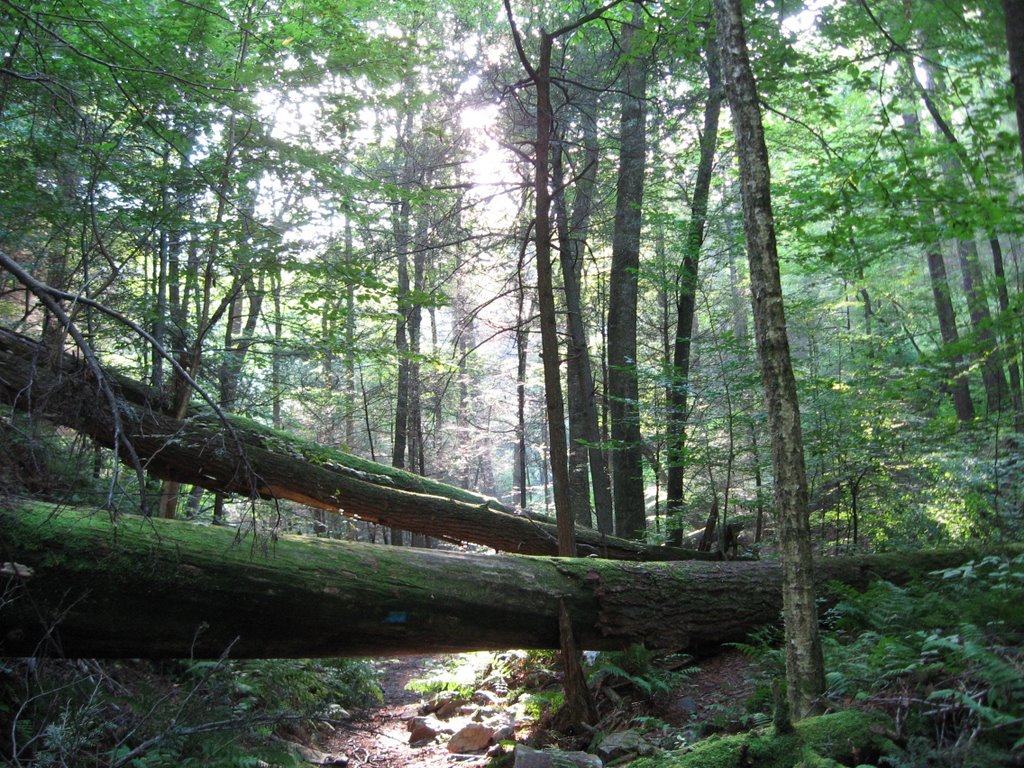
[734,554,1024,767]
[0,656,380,767]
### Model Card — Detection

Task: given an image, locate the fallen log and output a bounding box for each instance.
[0,503,1001,659]
[0,328,713,561]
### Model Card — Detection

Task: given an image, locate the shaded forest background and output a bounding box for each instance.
[3,0,1021,550]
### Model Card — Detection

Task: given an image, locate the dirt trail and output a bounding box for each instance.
[328,655,485,768]
[324,649,757,767]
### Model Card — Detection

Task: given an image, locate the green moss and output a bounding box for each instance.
[190,410,510,510]
[628,711,897,768]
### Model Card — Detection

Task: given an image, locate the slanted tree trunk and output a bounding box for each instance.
[713,0,826,719]
[0,327,715,563]
[607,5,649,540]
[0,503,1006,659]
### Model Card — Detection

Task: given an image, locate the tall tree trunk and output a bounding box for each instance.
[272,270,284,430]
[607,5,649,540]
[1004,0,1024,173]
[666,33,723,546]
[408,213,427,479]
[915,56,1009,413]
[713,0,826,719]
[343,219,358,449]
[989,237,1024,422]
[391,197,411,474]
[553,90,614,533]
[898,67,975,422]
[530,32,576,557]
[514,234,533,511]
[927,248,976,421]
[553,144,594,529]
[408,214,428,548]
[956,237,1008,412]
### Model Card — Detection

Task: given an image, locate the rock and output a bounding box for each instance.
[492,724,515,742]
[473,689,504,706]
[513,745,603,767]
[325,703,351,719]
[472,705,501,721]
[596,730,652,762]
[672,696,698,716]
[409,721,439,747]
[435,696,470,719]
[274,738,348,766]
[447,722,494,753]
[406,715,450,735]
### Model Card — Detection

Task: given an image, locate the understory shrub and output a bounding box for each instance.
[0,656,380,767]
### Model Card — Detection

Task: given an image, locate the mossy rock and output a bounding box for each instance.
[630,710,897,768]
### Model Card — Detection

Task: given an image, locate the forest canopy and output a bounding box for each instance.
[1,0,1019,548]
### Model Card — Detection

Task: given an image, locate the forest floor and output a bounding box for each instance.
[324,650,756,768]
[329,655,465,768]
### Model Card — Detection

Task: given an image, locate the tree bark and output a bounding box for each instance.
[553,143,595,530]
[713,0,826,719]
[926,248,976,421]
[916,57,1009,414]
[956,237,1008,413]
[1004,0,1024,174]
[0,327,713,563]
[897,74,974,421]
[530,31,577,557]
[989,237,1024,422]
[607,5,649,540]
[666,33,723,545]
[0,503,1007,659]
[553,112,612,533]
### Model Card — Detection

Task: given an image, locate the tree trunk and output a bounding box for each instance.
[392,198,412,472]
[916,55,1009,414]
[553,120,610,532]
[1004,0,1024,173]
[1,503,1007,659]
[607,5,649,540]
[666,33,723,545]
[898,78,975,421]
[0,327,713,563]
[989,237,1024,422]
[926,248,976,421]
[551,140,593,530]
[713,0,826,719]
[956,237,1008,413]
[514,247,534,512]
[530,32,576,557]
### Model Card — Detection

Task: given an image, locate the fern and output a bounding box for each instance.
[586,646,696,700]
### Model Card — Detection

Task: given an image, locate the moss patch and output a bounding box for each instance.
[192,410,510,509]
[629,710,897,768]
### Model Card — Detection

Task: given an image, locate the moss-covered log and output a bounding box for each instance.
[0,328,714,561]
[0,504,1000,659]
